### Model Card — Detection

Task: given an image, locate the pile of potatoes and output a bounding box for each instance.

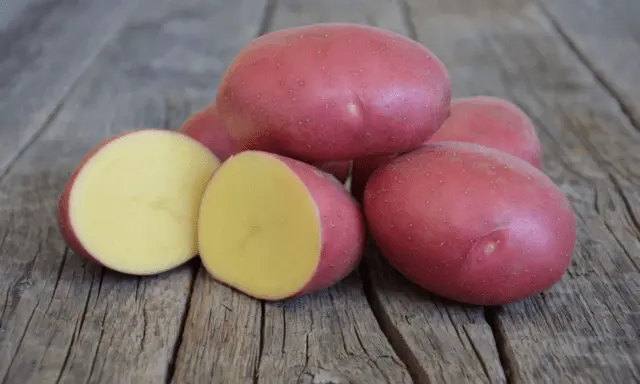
[58,22,576,306]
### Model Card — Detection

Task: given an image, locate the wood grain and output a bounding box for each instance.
[538,0,640,127]
[364,243,506,384]
[403,0,640,382]
[170,268,262,384]
[0,0,140,175]
[257,273,411,384]
[0,0,268,382]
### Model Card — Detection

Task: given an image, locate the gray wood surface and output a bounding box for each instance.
[0,0,140,175]
[365,244,506,384]
[0,0,639,383]
[539,0,640,126]
[403,0,640,382]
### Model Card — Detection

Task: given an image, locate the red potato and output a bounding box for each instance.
[197,151,365,300]
[428,96,541,167]
[180,104,352,183]
[58,129,220,275]
[216,22,452,162]
[178,106,237,161]
[364,142,576,305]
[315,160,352,184]
[351,96,542,201]
[351,153,395,202]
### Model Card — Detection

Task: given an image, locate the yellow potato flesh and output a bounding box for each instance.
[198,151,321,300]
[69,130,219,275]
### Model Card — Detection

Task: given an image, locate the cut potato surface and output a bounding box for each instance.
[198,151,322,300]
[59,129,220,275]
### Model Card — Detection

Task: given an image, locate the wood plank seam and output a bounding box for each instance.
[255,302,265,384]
[164,261,198,384]
[0,0,145,180]
[499,91,640,278]
[257,0,278,37]
[398,0,418,40]
[482,31,640,278]
[359,261,424,384]
[609,175,640,236]
[535,0,640,132]
[484,308,516,384]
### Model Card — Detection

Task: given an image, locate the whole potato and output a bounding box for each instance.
[216,22,451,162]
[364,142,576,305]
[352,96,542,201]
[429,96,541,167]
[179,105,237,161]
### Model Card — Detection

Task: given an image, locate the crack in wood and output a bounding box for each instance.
[398,0,417,40]
[359,259,418,384]
[165,262,198,384]
[1,299,39,384]
[535,0,640,132]
[254,301,265,384]
[484,307,514,384]
[257,0,278,37]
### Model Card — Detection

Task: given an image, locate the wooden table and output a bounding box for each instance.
[1,0,638,382]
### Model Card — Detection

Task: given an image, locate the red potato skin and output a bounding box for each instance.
[180,105,352,183]
[351,96,542,201]
[216,22,451,162]
[178,106,237,161]
[428,96,541,167]
[315,160,351,184]
[351,153,395,202]
[364,142,576,306]
[272,153,365,298]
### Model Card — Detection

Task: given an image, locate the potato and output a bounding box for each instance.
[180,104,351,183]
[58,129,220,275]
[364,142,576,305]
[351,153,395,202]
[215,22,451,162]
[429,96,541,167]
[179,105,237,161]
[315,160,352,184]
[351,95,542,201]
[198,151,365,301]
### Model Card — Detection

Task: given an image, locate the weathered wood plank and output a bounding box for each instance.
[172,1,415,383]
[403,0,640,382]
[538,0,640,127]
[0,0,40,29]
[269,0,407,35]
[171,268,262,384]
[365,244,506,384]
[0,0,140,175]
[257,273,411,384]
[0,0,269,382]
